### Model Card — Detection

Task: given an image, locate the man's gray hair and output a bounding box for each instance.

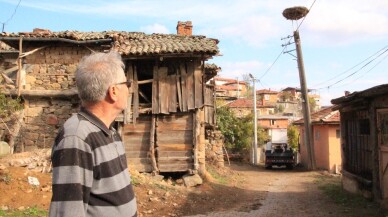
[75,51,125,103]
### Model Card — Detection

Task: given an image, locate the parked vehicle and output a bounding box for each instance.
[264,129,295,169]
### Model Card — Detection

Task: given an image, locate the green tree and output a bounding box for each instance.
[287,125,299,151]
[308,96,317,112]
[216,106,269,154]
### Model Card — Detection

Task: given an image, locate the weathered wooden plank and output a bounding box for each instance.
[194,61,203,108]
[125,145,150,152]
[158,151,193,158]
[157,113,192,124]
[133,65,139,124]
[156,123,192,131]
[186,62,195,110]
[158,163,194,172]
[169,74,177,113]
[156,144,193,151]
[125,63,134,124]
[180,64,188,112]
[152,66,159,114]
[124,123,151,132]
[150,115,158,172]
[176,72,183,112]
[126,151,149,158]
[158,67,169,114]
[157,131,193,143]
[158,157,193,163]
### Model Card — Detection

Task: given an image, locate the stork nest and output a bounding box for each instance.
[282,6,309,20]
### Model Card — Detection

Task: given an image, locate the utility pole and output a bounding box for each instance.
[283,6,316,170]
[294,30,315,170]
[249,73,258,165]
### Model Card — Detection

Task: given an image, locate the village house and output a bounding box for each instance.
[226,98,276,118]
[331,84,388,208]
[293,106,341,173]
[213,77,247,99]
[0,21,223,175]
[256,89,278,106]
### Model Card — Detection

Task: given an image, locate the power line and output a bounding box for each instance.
[296,0,317,31]
[312,44,388,87]
[316,47,388,90]
[1,0,22,32]
[325,51,388,90]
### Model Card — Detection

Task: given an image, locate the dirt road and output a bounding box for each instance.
[186,163,344,217]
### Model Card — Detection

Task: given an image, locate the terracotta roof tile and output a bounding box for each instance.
[293,106,340,124]
[256,89,278,94]
[0,30,219,56]
[226,98,274,108]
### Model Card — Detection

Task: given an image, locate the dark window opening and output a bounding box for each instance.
[359,119,370,135]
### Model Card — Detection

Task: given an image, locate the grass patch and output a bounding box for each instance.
[0,207,47,217]
[316,174,388,217]
[207,165,228,185]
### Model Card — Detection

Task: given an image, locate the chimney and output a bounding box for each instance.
[177,21,193,36]
[345,91,350,96]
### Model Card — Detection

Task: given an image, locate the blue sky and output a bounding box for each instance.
[1,0,387,106]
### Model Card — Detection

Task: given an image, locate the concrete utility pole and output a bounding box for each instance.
[249,73,258,165]
[283,6,316,170]
[294,30,316,170]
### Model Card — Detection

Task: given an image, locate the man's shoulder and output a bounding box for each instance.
[62,113,100,139]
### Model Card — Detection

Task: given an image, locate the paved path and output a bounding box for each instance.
[186,165,343,217]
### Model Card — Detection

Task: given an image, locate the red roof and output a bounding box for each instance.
[226,99,274,108]
[214,77,247,85]
[293,106,340,125]
[216,85,239,91]
[256,89,278,94]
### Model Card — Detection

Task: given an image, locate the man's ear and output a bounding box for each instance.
[107,85,119,102]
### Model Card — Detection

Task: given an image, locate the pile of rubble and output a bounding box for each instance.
[0,148,52,173]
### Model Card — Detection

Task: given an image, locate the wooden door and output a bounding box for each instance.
[156,113,194,172]
[378,109,388,200]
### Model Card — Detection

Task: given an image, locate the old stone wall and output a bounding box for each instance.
[19,98,79,152]
[205,130,224,167]
[23,46,97,91]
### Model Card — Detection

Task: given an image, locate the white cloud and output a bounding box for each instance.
[303,0,388,45]
[216,60,265,79]
[140,23,170,34]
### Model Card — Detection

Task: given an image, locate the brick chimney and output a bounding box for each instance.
[177,21,193,36]
[345,91,350,96]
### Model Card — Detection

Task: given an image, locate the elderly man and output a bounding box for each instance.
[49,51,137,217]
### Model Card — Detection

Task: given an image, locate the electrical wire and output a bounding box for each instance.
[257,0,317,82]
[322,51,388,90]
[312,45,388,87]
[315,47,388,90]
[1,0,22,32]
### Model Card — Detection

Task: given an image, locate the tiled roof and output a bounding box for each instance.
[331,83,388,105]
[226,98,274,108]
[293,106,340,125]
[0,30,219,56]
[216,85,238,91]
[256,89,278,94]
[257,115,290,120]
[214,77,247,85]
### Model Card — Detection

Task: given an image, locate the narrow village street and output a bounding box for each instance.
[186,163,378,217]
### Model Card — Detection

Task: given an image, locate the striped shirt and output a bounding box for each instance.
[49,107,137,217]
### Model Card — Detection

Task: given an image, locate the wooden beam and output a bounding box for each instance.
[4,89,78,98]
[180,64,188,112]
[16,37,23,96]
[125,63,134,124]
[152,66,159,114]
[176,72,182,112]
[169,74,177,113]
[194,61,203,108]
[149,115,159,173]
[138,79,153,84]
[186,62,195,110]
[133,65,139,124]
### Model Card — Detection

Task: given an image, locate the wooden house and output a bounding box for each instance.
[331,84,388,208]
[293,106,341,173]
[0,22,220,174]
